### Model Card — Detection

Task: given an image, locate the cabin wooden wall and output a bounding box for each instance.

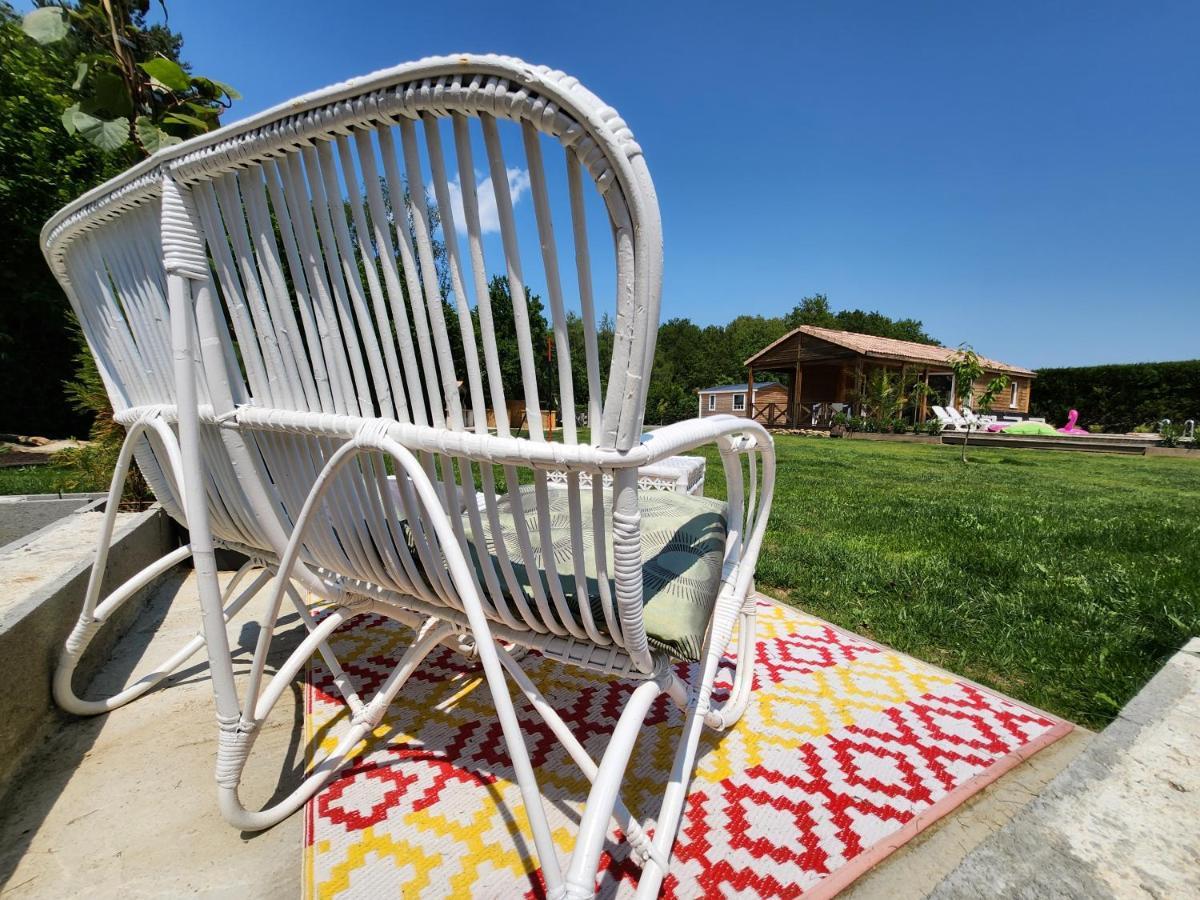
[699,391,745,418]
[698,385,787,419]
[971,375,1032,414]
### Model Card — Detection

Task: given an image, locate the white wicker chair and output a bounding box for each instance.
[42,54,775,898]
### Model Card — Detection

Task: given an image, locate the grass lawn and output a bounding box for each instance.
[695,436,1200,728]
[4,430,1196,728]
[0,464,73,496]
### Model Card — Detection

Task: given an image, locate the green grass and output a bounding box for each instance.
[5,430,1196,728]
[695,436,1200,729]
[0,464,73,496]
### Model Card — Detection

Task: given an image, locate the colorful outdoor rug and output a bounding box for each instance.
[303,599,1069,898]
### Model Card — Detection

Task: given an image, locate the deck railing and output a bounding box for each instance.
[749,401,846,428]
[750,401,791,427]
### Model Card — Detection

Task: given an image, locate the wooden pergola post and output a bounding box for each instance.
[785,365,797,427]
[794,363,803,426]
[747,365,755,420]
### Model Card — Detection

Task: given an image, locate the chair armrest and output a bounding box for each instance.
[604,415,771,469]
[595,417,776,673]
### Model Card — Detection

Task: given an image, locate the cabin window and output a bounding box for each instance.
[707,394,716,411]
[732,393,746,412]
[1009,382,1019,408]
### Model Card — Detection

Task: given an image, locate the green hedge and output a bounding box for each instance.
[1030,360,1200,432]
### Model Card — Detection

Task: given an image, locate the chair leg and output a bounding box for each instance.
[215,613,455,832]
[494,640,720,899]
[704,604,758,731]
[635,649,725,900]
[558,678,669,900]
[53,417,273,716]
[55,554,273,716]
[285,584,367,717]
[497,647,666,871]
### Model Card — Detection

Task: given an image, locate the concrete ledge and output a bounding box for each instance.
[0,504,176,788]
[940,431,1151,454]
[1146,446,1199,458]
[0,493,106,551]
[932,638,1200,898]
[0,570,301,897]
[845,432,942,444]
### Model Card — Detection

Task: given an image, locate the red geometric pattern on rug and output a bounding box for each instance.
[303,600,1069,899]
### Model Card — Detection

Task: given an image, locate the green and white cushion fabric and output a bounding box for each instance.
[464,486,728,661]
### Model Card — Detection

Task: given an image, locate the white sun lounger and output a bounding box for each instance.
[931,406,966,431]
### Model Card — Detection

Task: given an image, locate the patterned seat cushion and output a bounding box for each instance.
[463,485,728,661]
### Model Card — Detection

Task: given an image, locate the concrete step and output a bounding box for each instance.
[940,432,1151,454]
[0,503,175,788]
[931,639,1200,898]
[0,493,105,550]
[0,570,300,898]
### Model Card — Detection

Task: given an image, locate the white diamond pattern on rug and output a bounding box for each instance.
[304,601,1069,898]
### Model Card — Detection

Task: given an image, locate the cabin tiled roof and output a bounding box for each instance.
[745,325,1036,377]
[696,382,783,394]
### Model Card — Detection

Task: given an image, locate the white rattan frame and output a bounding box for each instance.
[43,54,775,899]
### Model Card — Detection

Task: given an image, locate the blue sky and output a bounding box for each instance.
[34,1,1200,369]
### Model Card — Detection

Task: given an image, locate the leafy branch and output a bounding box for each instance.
[950,344,1010,462]
[22,1,238,158]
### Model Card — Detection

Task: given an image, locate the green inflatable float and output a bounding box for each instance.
[999,421,1060,436]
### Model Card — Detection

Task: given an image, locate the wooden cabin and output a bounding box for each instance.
[696,382,786,422]
[742,326,1035,427]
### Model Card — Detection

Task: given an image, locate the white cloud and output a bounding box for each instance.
[433,167,530,236]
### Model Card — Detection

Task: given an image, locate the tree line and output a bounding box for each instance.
[2,2,940,440]
[496,290,938,427]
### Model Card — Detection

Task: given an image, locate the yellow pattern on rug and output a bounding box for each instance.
[303,600,1066,898]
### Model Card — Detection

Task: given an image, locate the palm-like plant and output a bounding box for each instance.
[856,367,907,429]
[907,378,935,422]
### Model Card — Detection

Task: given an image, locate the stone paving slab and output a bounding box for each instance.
[932,638,1200,899]
[0,570,301,899]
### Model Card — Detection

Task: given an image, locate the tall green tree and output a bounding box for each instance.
[646,318,708,424]
[725,314,791,369]
[0,2,124,436]
[474,276,550,404]
[785,294,838,330]
[785,293,939,345]
[2,0,236,502]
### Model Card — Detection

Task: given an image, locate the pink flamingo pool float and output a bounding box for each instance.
[1058,409,1088,434]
